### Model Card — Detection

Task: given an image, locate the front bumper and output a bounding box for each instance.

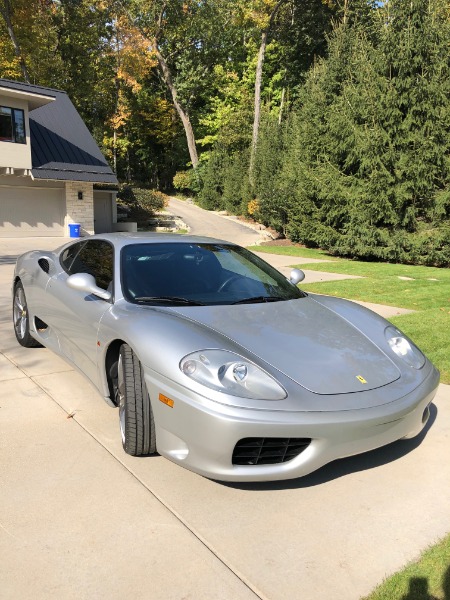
[144,366,440,482]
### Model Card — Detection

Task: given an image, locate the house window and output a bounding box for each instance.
[0,106,26,144]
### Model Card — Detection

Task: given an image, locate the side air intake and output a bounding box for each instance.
[232,437,311,466]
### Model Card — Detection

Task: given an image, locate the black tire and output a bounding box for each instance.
[116,344,156,456]
[13,282,41,348]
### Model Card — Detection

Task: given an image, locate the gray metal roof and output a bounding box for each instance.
[0,79,118,184]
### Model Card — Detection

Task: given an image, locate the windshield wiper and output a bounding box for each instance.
[134,296,205,306]
[232,295,286,305]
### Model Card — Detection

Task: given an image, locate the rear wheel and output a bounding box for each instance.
[13,282,41,348]
[116,344,156,456]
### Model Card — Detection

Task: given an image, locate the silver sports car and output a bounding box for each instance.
[13,233,439,481]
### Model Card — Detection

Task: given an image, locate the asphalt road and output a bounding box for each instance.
[1,235,449,600]
[167,197,264,246]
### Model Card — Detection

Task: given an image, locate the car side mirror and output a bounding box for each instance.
[66,272,112,301]
[289,268,305,285]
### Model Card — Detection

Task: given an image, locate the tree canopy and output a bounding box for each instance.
[1,0,449,265]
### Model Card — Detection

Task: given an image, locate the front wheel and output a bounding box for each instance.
[116,344,156,456]
[13,282,41,348]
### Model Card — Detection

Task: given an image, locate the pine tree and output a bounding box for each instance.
[279,0,450,265]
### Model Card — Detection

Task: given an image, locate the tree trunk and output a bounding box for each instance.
[128,2,199,169]
[155,46,199,169]
[249,30,268,187]
[113,129,117,174]
[278,87,286,125]
[249,0,286,187]
[113,73,120,175]
[0,0,31,83]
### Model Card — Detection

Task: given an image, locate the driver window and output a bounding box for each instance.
[71,240,114,291]
[60,241,85,272]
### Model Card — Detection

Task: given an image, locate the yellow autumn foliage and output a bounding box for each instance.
[247,199,260,216]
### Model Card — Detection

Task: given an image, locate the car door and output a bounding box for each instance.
[45,239,114,385]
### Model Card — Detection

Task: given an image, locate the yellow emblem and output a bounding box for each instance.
[356,375,367,384]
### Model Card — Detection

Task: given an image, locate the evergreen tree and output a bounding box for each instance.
[280,0,450,265]
[252,111,290,233]
[380,0,450,230]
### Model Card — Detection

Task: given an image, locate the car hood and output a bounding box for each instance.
[171,297,400,395]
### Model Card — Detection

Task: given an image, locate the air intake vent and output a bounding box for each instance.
[232,437,311,466]
[38,258,50,273]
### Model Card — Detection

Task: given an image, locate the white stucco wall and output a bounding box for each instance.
[0,95,32,171]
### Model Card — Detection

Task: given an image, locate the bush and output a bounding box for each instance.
[133,188,167,213]
[222,150,250,213]
[117,185,168,214]
[117,185,136,204]
[198,148,226,210]
[247,199,260,216]
[173,170,192,192]
[117,186,168,228]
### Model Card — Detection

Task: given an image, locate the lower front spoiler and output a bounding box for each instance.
[145,367,439,482]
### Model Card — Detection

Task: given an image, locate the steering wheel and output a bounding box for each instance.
[217,275,241,292]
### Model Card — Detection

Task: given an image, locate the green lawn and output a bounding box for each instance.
[361,533,450,600]
[291,260,450,311]
[252,245,450,599]
[251,244,338,260]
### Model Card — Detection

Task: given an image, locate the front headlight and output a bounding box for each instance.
[180,350,286,400]
[385,326,425,369]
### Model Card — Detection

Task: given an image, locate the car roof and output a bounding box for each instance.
[78,232,238,249]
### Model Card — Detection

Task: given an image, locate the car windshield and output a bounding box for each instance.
[121,242,305,306]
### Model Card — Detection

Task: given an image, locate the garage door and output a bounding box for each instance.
[0,186,65,237]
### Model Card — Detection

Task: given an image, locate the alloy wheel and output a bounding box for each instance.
[13,286,28,340]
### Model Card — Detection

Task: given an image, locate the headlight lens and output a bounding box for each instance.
[385,326,425,369]
[180,350,286,400]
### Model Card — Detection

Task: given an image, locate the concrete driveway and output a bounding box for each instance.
[1,235,449,600]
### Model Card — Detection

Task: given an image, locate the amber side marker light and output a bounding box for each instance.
[159,393,174,408]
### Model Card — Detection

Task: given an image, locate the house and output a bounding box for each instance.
[0,78,118,237]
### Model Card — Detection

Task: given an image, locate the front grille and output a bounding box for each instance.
[232,437,311,466]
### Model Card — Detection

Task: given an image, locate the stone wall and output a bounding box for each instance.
[64,181,94,235]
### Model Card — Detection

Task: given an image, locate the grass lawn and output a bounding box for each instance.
[252,244,338,260]
[252,245,450,599]
[361,532,450,600]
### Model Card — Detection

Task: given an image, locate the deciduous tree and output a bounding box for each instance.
[0,0,30,82]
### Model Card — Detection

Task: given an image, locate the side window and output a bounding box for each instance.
[74,240,114,291]
[0,106,26,143]
[60,242,86,273]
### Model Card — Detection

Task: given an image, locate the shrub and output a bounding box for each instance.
[117,185,136,204]
[247,199,260,216]
[173,170,192,192]
[117,186,168,223]
[198,148,226,210]
[133,188,167,213]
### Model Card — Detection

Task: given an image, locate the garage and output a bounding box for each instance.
[0,80,117,237]
[0,186,65,237]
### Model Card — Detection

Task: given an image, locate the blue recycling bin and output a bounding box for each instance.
[68,223,81,238]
